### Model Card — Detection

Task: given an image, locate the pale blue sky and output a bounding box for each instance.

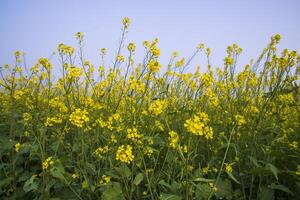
[0,0,299,75]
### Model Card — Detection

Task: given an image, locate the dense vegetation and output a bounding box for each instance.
[0,18,299,199]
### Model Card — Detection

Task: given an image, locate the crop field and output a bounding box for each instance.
[0,18,299,199]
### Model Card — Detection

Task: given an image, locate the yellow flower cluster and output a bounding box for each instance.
[175,58,185,68]
[67,67,83,81]
[42,156,54,170]
[49,97,67,112]
[15,143,21,152]
[127,128,143,145]
[168,131,179,149]
[69,108,89,128]
[128,78,145,93]
[116,145,134,164]
[149,39,160,57]
[122,17,130,29]
[38,58,52,71]
[235,114,246,126]
[148,60,161,73]
[23,112,32,122]
[144,147,154,157]
[94,146,110,158]
[58,43,75,55]
[184,112,213,139]
[99,175,111,185]
[148,99,167,116]
[75,32,84,41]
[127,42,136,52]
[45,116,63,127]
[225,163,233,173]
[116,55,125,62]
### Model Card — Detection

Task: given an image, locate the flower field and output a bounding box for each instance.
[0,18,299,199]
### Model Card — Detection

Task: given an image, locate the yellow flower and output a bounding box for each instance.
[289,141,298,150]
[72,173,79,179]
[122,17,131,29]
[168,131,179,149]
[69,108,90,128]
[148,60,161,73]
[116,145,134,164]
[172,51,179,57]
[58,43,75,55]
[45,116,63,127]
[67,66,83,81]
[94,146,110,158]
[42,156,54,170]
[116,55,125,62]
[235,115,246,126]
[99,175,111,185]
[143,40,150,47]
[38,58,52,71]
[127,128,143,145]
[180,145,188,153]
[148,100,167,116]
[184,112,213,139]
[225,163,233,173]
[150,46,160,57]
[15,143,21,152]
[144,147,153,157]
[127,42,136,52]
[23,112,32,122]
[111,134,117,143]
[75,32,84,41]
[175,58,185,68]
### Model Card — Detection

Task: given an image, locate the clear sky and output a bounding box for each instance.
[0,0,299,75]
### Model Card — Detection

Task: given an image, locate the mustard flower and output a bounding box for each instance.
[168,131,179,149]
[122,17,130,29]
[15,143,21,153]
[116,145,134,164]
[69,108,90,128]
[127,42,136,52]
[42,156,54,170]
[184,112,213,139]
[148,99,167,116]
[127,128,143,145]
[148,60,161,73]
[99,175,111,185]
[94,146,110,158]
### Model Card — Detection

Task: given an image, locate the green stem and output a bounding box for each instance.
[208,126,235,200]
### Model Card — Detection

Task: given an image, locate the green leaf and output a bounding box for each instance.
[160,193,182,200]
[82,179,89,189]
[102,182,125,200]
[85,162,96,175]
[0,177,13,188]
[249,156,260,167]
[258,186,274,200]
[215,179,233,199]
[195,183,212,199]
[158,180,172,189]
[133,173,144,186]
[170,180,182,193]
[226,171,240,184]
[23,176,38,193]
[269,183,293,195]
[50,163,66,183]
[115,164,131,178]
[265,163,279,180]
[106,170,120,179]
